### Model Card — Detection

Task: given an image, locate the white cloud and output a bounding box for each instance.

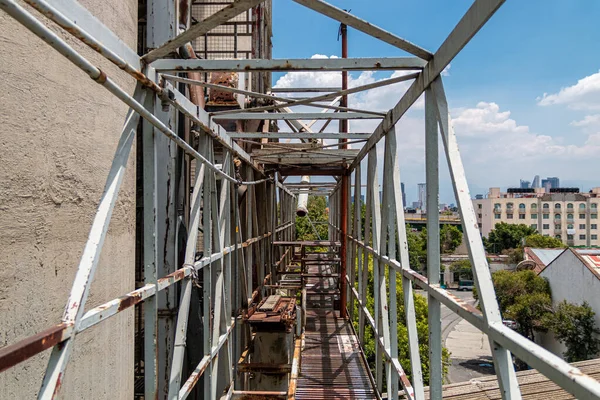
[441,64,451,77]
[537,70,600,110]
[452,102,528,136]
[571,114,600,127]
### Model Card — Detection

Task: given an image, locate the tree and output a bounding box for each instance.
[473,270,552,341]
[483,223,536,253]
[449,259,472,280]
[355,261,449,386]
[406,226,427,269]
[543,301,600,362]
[524,234,566,249]
[440,224,462,253]
[295,196,328,241]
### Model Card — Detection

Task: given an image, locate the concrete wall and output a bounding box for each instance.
[539,250,600,359]
[0,2,138,398]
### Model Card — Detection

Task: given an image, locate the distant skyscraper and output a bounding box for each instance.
[541,177,560,192]
[417,183,426,211]
[531,175,540,188]
[520,179,531,189]
[401,182,406,208]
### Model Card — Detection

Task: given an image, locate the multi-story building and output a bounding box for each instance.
[520,179,531,189]
[473,187,600,247]
[542,176,560,192]
[417,183,426,211]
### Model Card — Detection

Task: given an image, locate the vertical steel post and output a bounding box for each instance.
[340,174,349,318]
[425,88,442,399]
[350,165,361,322]
[381,134,398,400]
[386,126,424,399]
[142,82,159,400]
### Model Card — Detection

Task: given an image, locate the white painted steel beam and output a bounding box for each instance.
[216,112,382,120]
[431,77,521,400]
[143,0,267,63]
[151,57,427,72]
[227,132,371,139]
[292,0,432,60]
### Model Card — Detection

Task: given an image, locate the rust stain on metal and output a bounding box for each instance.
[207,72,239,106]
[117,291,144,312]
[0,323,70,373]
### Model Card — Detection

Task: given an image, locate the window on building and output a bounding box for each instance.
[494,203,501,211]
[478,213,482,219]
[580,203,586,209]
[555,203,561,209]
[543,203,549,209]
[568,224,574,229]
[567,213,573,220]
[478,204,482,209]
[567,234,574,240]
[592,234,598,240]
[495,214,501,219]
[592,224,598,230]
[580,234,586,240]
[580,224,586,229]
[555,224,561,229]
[592,203,598,209]
[478,223,482,229]
[580,213,586,219]
[530,224,537,229]
[593,214,598,219]
[543,214,549,219]
[507,202,514,210]
[531,214,538,219]
[567,203,574,209]
[507,214,513,219]
[531,203,538,209]
[543,224,550,229]
[555,214,561,219]
[519,203,526,209]
[519,214,525,220]
[555,235,561,239]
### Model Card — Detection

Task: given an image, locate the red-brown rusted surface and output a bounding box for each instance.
[208,72,239,105]
[295,310,376,399]
[248,296,296,332]
[0,323,71,373]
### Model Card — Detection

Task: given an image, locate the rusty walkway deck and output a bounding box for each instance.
[295,256,377,399]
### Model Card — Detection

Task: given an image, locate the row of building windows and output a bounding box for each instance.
[488,203,598,210]
[490,213,598,220]
[538,224,598,230]
[539,233,599,240]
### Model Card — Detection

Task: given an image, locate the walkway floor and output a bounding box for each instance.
[295,253,377,399]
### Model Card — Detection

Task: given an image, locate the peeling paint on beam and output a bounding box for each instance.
[150,57,426,72]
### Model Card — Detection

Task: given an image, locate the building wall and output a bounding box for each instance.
[0,2,138,398]
[539,251,600,359]
[474,194,599,247]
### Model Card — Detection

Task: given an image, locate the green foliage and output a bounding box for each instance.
[440,225,462,254]
[353,261,449,386]
[505,292,552,340]
[295,196,328,241]
[543,301,600,362]
[524,234,566,249]
[483,223,536,253]
[406,227,427,270]
[449,259,472,280]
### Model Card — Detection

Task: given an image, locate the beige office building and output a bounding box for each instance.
[474,187,600,247]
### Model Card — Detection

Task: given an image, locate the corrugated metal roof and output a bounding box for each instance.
[422,357,600,400]
[529,248,563,266]
[574,249,600,276]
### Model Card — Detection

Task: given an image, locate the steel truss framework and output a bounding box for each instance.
[0,0,599,400]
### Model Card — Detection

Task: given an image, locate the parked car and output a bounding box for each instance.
[503,319,518,330]
[457,280,474,291]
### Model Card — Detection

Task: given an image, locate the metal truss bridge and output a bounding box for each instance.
[0,0,599,399]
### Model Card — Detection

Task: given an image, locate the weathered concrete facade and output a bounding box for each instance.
[0,1,138,398]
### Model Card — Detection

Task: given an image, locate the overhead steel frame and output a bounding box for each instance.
[1,1,600,400]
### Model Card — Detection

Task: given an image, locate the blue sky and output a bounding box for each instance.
[269,1,600,204]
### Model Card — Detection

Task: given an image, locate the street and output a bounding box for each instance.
[416,289,494,384]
